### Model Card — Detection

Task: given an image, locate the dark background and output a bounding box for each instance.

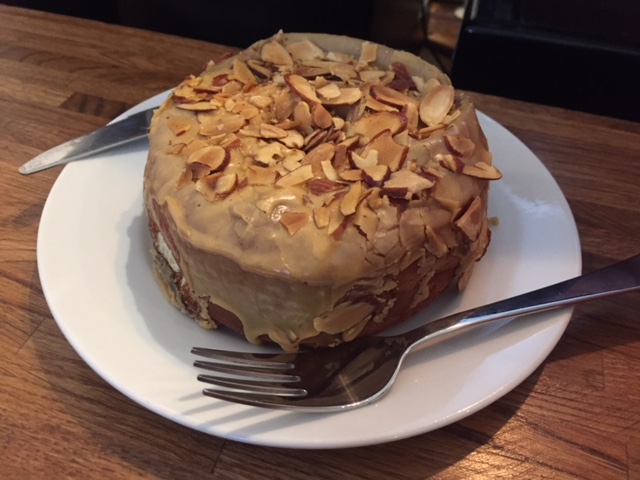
[2,0,639,121]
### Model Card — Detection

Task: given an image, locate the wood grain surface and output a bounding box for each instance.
[1,5,640,479]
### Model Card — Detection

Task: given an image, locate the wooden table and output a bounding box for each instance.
[2,5,640,479]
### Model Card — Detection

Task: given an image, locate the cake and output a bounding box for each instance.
[144,32,501,352]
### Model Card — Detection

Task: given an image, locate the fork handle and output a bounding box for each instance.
[402,254,640,349]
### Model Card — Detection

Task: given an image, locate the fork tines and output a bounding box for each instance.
[191,347,307,399]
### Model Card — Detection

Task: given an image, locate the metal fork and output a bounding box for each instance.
[192,254,640,412]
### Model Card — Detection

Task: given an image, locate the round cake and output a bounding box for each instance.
[144,32,501,352]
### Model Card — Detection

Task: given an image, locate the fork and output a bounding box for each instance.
[192,254,640,412]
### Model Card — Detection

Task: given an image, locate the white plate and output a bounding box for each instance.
[37,93,581,449]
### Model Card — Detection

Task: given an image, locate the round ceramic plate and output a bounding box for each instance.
[37,92,581,449]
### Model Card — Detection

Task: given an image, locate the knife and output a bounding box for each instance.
[19,106,157,175]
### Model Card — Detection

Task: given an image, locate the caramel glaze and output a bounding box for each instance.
[144,32,500,351]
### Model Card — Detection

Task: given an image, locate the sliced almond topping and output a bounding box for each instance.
[362,164,390,187]
[293,101,313,134]
[214,173,238,196]
[332,117,345,130]
[353,111,406,141]
[340,182,363,216]
[419,84,455,126]
[456,196,484,241]
[261,40,294,66]
[285,74,321,104]
[353,201,379,240]
[280,130,305,149]
[255,143,285,165]
[246,59,271,78]
[260,123,288,139]
[444,135,476,156]
[359,69,386,83]
[321,87,362,106]
[320,159,339,181]
[358,41,378,64]
[167,119,192,136]
[286,40,324,62]
[436,153,465,173]
[308,178,346,196]
[351,150,378,169]
[338,169,363,182]
[246,165,277,185]
[311,103,333,129]
[199,113,246,136]
[303,142,335,167]
[186,145,229,172]
[248,94,273,109]
[330,63,357,81]
[462,162,502,180]
[282,156,302,172]
[382,170,435,199]
[232,58,257,85]
[276,164,314,187]
[317,83,341,99]
[313,206,331,228]
[231,100,260,120]
[280,211,308,235]
[371,84,418,109]
[365,93,398,112]
[361,130,407,172]
[274,91,297,122]
[175,101,219,111]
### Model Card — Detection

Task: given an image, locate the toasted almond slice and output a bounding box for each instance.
[280,211,308,235]
[361,130,407,172]
[340,181,363,216]
[353,201,379,240]
[332,117,345,130]
[214,173,238,196]
[282,156,302,172]
[365,93,398,112]
[382,170,435,199]
[311,103,333,129]
[352,111,406,141]
[444,135,476,156]
[246,165,277,185]
[303,142,335,166]
[232,58,257,85]
[247,59,272,77]
[186,145,229,172]
[321,87,362,106]
[280,130,305,149]
[167,119,192,136]
[351,150,378,169]
[359,41,378,64]
[330,63,357,81]
[462,162,502,180]
[317,83,341,100]
[175,98,220,111]
[286,40,325,62]
[199,113,246,136]
[293,101,313,134]
[359,69,386,83]
[362,164,390,187]
[261,40,294,66]
[276,164,314,187]
[308,178,346,196]
[285,74,321,104]
[313,206,331,228]
[248,94,273,109]
[371,84,418,109]
[419,84,455,126]
[320,159,339,181]
[260,123,288,139]
[255,143,285,165]
[338,169,363,182]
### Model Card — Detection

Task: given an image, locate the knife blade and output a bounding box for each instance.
[19,106,157,175]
